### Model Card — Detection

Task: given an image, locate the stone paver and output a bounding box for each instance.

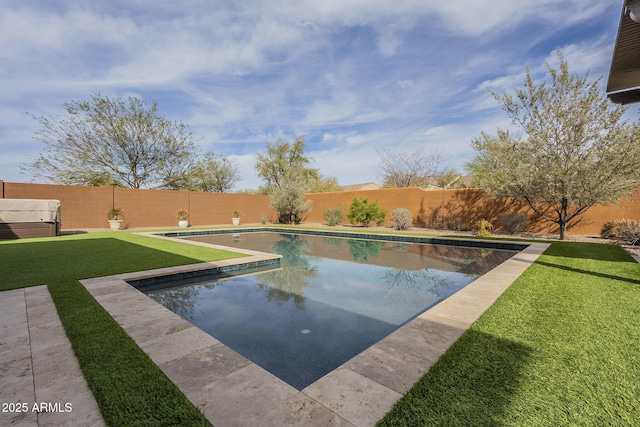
[0,289,38,426]
[0,286,104,427]
[343,340,434,395]
[250,392,355,426]
[303,367,402,427]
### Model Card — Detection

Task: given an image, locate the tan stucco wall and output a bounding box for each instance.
[304,187,640,236]
[2,180,638,235]
[1,181,275,230]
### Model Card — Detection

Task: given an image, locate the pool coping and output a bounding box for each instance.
[80,229,550,427]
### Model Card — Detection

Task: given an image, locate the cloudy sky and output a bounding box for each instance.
[0,0,630,190]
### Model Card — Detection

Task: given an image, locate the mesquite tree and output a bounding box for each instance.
[255,135,316,223]
[467,52,640,239]
[25,94,197,189]
[189,152,241,193]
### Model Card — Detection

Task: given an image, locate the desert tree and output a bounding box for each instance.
[466,52,640,240]
[309,173,341,193]
[255,135,317,223]
[377,145,448,188]
[189,152,241,193]
[24,94,197,189]
[255,135,318,190]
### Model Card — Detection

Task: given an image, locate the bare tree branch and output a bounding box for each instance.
[376,145,448,188]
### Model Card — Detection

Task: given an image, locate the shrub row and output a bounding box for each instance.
[322,202,538,236]
[323,205,638,244]
[324,199,418,229]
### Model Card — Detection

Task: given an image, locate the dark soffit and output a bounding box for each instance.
[607,2,640,104]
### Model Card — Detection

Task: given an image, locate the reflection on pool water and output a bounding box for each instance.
[143,232,517,390]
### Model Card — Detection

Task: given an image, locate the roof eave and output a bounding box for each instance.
[606,1,640,104]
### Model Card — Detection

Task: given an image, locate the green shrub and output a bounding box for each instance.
[498,212,530,234]
[601,219,640,245]
[390,208,413,230]
[323,206,345,226]
[347,198,386,227]
[476,219,493,237]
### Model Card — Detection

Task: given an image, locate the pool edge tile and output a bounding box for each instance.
[303,367,402,427]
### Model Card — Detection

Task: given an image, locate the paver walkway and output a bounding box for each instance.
[0,286,104,427]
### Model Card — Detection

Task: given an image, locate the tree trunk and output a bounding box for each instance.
[559,197,568,240]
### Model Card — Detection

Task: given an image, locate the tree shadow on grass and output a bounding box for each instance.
[378,329,533,426]
[542,241,640,263]
[0,237,205,291]
[534,260,640,285]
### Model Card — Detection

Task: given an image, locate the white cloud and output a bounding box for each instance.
[425,0,612,37]
[543,36,615,78]
[475,71,527,98]
[469,31,617,118]
[228,153,260,190]
[0,8,136,74]
[0,0,625,188]
[396,79,414,89]
[312,145,381,185]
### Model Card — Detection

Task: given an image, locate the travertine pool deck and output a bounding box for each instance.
[0,286,104,427]
[79,234,550,427]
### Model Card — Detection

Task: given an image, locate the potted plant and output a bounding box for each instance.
[232,210,241,226]
[176,210,189,228]
[107,207,124,230]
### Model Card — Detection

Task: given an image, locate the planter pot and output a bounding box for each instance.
[108,220,123,230]
[232,217,241,226]
[178,220,189,228]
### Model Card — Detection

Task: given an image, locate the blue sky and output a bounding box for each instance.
[0,0,629,190]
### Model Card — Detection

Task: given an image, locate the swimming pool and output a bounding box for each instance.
[134,230,521,390]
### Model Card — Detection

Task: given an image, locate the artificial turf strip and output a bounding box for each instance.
[0,232,245,292]
[0,231,246,426]
[378,242,640,426]
[50,281,211,426]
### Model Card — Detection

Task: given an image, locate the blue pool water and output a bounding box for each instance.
[142,231,518,390]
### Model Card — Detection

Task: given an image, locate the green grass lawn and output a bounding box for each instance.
[2,230,639,426]
[378,242,640,426]
[0,231,245,427]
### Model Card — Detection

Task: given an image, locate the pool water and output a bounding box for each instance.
[144,232,517,390]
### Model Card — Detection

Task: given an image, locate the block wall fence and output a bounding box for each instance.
[0,180,276,229]
[1,180,639,235]
[304,187,640,235]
